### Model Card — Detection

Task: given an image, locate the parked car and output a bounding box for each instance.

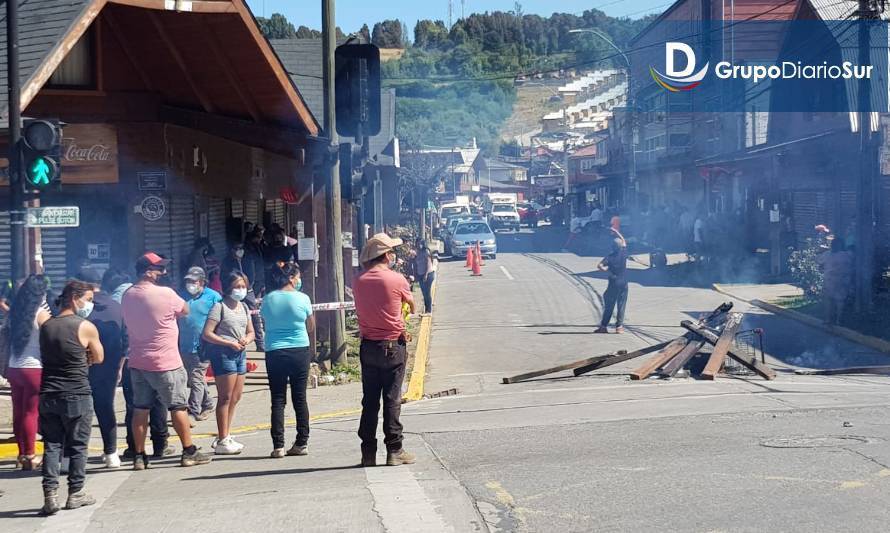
[517,202,547,228]
[488,204,521,232]
[451,221,497,259]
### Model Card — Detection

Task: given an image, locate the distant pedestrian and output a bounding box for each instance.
[414,240,435,314]
[1,275,52,470]
[261,263,315,458]
[80,268,127,469]
[244,228,267,296]
[595,235,629,334]
[354,233,416,467]
[693,213,705,259]
[188,238,222,293]
[202,272,254,455]
[817,237,853,326]
[179,266,221,422]
[38,280,104,515]
[121,252,212,469]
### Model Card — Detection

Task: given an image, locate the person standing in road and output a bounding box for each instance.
[202,272,254,455]
[354,233,417,467]
[595,235,629,334]
[261,263,315,458]
[121,253,212,469]
[1,275,52,470]
[179,267,221,423]
[222,241,265,351]
[817,237,854,325]
[693,213,705,260]
[414,240,435,314]
[79,269,127,469]
[38,280,104,515]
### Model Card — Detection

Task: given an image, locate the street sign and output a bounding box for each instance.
[25,206,80,228]
[137,171,167,191]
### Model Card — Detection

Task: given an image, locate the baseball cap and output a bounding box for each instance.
[358,233,404,264]
[135,252,171,273]
[184,266,207,281]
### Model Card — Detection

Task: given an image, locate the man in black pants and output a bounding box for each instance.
[595,235,629,334]
[353,233,417,467]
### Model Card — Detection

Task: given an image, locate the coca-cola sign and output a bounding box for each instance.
[63,140,112,163]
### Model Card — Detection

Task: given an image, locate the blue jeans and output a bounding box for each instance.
[600,282,628,328]
[39,394,93,492]
[420,273,435,313]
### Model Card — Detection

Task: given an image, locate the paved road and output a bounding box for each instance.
[381,228,890,532]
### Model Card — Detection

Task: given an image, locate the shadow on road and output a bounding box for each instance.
[183,463,360,481]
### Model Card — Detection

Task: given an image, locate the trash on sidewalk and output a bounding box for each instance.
[502,302,776,384]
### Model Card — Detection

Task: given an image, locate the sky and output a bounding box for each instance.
[245,0,671,36]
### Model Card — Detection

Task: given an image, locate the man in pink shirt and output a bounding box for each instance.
[121,253,211,469]
[353,234,416,468]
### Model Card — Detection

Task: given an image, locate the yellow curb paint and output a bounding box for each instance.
[0,441,43,459]
[838,480,867,490]
[403,313,432,403]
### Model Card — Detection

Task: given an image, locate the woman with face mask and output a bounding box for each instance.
[201,272,254,455]
[38,280,104,515]
[260,263,315,458]
[1,274,52,470]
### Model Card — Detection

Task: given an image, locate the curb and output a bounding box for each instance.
[403,278,438,403]
[712,283,890,355]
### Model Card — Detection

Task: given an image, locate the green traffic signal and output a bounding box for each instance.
[26,156,54,187]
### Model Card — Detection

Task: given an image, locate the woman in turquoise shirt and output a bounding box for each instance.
[260,263,315,459]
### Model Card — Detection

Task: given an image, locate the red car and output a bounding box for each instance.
[517,202,546,227]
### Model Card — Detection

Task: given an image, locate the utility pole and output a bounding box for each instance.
[855,0,878,312]
[7,0,25,282]
[322,0,347,365]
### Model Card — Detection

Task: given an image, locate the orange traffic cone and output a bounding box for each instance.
[465,246,473,269]
[475,241,485,266]
[471,246,483,277]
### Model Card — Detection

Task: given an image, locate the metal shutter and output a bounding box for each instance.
[0,212,10,281]
[268,199,285,227]
[143,194,172,264]
[170,196,195,280]
[244,200,260,225]
[793,191,833,247]
[41,228,68,283]
[231,200,244,219]
[209,197,227,252]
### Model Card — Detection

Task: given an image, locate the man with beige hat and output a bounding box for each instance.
[353,233,416,467]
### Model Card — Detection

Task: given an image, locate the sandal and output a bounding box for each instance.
[22,454,42,471]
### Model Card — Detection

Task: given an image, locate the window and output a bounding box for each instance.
[48,30,95,88]
[580,159,596,172]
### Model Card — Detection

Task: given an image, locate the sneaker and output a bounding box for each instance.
[270,448,286,459]
[133,453,150,471]
[152,444,176,458]
[614,326,625,334]
[41,489,60,516]
[210,437,218,449]
[594,326,609,334]
[230,437,245,451]
[386,449,416,466]
[180,447,213,467]
[214,437,242,455]
[103,452,121,469]
[65,490,96,510]
[286,442,308,456]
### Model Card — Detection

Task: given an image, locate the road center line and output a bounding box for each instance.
[499,266,515,280]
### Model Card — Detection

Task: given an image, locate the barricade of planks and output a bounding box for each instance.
[502,302,775,384]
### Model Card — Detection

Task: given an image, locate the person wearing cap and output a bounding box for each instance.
[77,268,127,469]
[595,232,629,334]
[353,233,416,467]
[121,253,212,469]
[178,266,222,422]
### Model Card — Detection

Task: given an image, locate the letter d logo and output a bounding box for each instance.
[666,42,696,77]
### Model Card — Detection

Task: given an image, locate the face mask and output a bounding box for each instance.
[295,279,303,291]
[76,300,94,318]
[231,288,247,301]
[235,249,245,259]
[186,283,201,296]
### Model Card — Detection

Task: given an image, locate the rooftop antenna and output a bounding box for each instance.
[448,0,453,28]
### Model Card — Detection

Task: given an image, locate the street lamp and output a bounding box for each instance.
[569,28,636,209]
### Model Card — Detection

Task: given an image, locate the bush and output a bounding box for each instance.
[787,237,825,300]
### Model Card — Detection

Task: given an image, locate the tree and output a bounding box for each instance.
[257,13,296,39]
[295,25,321,39]
[414,20,449,49]
[372,19,405,48]
[359,24,371,43]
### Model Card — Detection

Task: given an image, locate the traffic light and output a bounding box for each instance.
[335,43,381,138]
[21,118,62,193]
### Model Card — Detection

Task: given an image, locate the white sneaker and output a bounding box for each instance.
[214,436,242,455]
[102,452,121,469]
[229,437,245,451]
[210,437,219,449]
